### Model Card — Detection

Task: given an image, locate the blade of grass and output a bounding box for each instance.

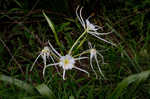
[106,23,142,72]
[108,70,150,99]
[42,11,63,54]
[14,0,23,8]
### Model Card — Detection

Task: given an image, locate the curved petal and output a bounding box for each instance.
[76,6,85,28]
[42,53,47,77]
[30,52,42,71]
[74,66,89,77]
[94,55,105,78]
[74,57,88,61]
[89,33,116,46]
[88,41,92,49]
[46,63,59,68]
[48,41,62,57]
[79,7,85,28]
[89,30,113,35]
[49,55,61,75]
[90,55,98,79]
[63,69,66,80]
[94,25,104,31]
[97,51,105,64]
[43,66,46,78]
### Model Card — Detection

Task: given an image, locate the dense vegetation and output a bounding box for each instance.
[0,0,150,98]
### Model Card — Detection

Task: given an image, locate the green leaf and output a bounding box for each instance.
[69,95,75,99]
[57,22,71,32]
[14,0,23,8]
[108,70,150,99]
[0,74,36,94]
[36,84,56,99]
[106,23,142,72]
[42,11,61,48]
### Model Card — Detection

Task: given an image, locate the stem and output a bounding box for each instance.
[68,30,87,55]
[76,35,87,50]
[73,49,90,58]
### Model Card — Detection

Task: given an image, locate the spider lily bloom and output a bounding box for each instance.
[88,42,105,79]
[76,6,115,46]
[30,46,52,77]
[46,41,89,80]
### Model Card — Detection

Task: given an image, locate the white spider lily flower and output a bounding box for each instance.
[76,6,115,46]
[46,41,89,80]
[30,46,51,77]
[59,55,75,70]
[88,42,105,79]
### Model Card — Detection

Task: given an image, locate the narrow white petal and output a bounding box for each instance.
[30,53,42,71]
[79,7,85,28]
[89,31,112,35]
[48,41,61,57]
[97,51,105,64]
[46,63,59,68]
[50,50,59,59]
[94,55,105,78]
[76,6,85,28]
[44,63,59,76]
[75,6,82,23]
[74,57,88,61]
[87,15,92,20]
[74,66,89,77]
[94,25,104,31]
[42,54,47,77]
[43,66,46,78]
[88,41,92,49]
[43,53,47,65]
[89,33,116,46]
[49,55,55,63]
[90,55,98,79]
[49,55,61,75]
[63,70,66,80]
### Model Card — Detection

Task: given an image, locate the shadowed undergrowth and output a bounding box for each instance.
[0,0,150,98]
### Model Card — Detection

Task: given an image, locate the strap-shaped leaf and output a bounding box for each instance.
[0,74,36,94]
[42,11,61,48]
[108,70,150,99]
[36,83,56,99]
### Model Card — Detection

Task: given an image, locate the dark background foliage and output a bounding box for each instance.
[0,0,150,98]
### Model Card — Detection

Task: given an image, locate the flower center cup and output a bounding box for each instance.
[42,49,49,53]
[86,20,96,31]
[42,46,50,53]
[59,55,75,70]
[64,59,69,65]
[91,49,96,55]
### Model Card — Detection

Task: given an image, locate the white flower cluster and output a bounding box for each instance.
[30,6,115,80]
